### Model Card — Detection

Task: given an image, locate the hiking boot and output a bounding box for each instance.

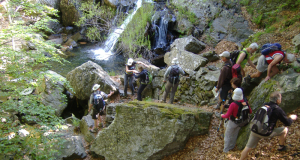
[277,145,287,151]
[243,75,251,84]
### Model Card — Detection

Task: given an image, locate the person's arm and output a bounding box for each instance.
[277,108,294,126]
[164,67,171,82]
[221,103,235,119]
[236,52,246,65]
[137,61,149,68]
[88,94,93,112]
[265,55,283,81]
[216,66,230,91]
[247,58,256,69]
[179,67,185,75]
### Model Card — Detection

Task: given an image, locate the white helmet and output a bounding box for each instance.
[127,58,134,65]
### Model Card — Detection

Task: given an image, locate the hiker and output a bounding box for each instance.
[240,91,297,160]
[235,43,258,77]
[221,88,252,152]
[88,84,114,132]
[124,58,148,97]
[215,51,232,110]
[162,58,185,104]
[134,65,150,101]
[244,51,295,82]
[225,78,244,108]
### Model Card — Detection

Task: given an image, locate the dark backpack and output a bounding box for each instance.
[250,105,276,135]
[261,43,281,55]
[230,50,248,65]
[168,66,180,84]
[143,70,152,85]
[93,91,104,111]
[230,101,250,127]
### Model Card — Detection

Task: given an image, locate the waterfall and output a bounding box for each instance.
[155,16,168,49]
[93,0,143,60]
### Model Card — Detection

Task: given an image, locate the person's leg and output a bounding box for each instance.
[240,132,261,160]
[163,81,172,102]
[124,74,128,96]
[251,71,262,78]
[240,147,252,160]
[129,75,135,95]
[223,120,241,152]
[169,82,179,104]
[279,127,288,146]
[137,84,147,101]
[270,66,280,78]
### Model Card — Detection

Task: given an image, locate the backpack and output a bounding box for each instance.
[261,43,282,55]
[93,91,104,111]
[231,64,242,81]
[250,105,276,135]
[143,70,152,85]
[230,101,250,127]
[168,66,180,84]
[230,50,248,65]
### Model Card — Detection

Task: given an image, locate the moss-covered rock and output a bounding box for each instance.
[91,101,212,160]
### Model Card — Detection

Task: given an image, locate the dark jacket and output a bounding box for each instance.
[134,69,147,84]
[264,101,293,135]
[216,60,232,90]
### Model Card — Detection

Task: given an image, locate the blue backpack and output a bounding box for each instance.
[261,43,281,55]
[93,91,104,110]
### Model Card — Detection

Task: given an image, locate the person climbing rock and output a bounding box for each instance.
[88,84,114,133]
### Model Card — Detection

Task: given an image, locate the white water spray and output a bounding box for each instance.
[93,0,143,60]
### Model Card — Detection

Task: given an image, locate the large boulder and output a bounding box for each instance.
[66,61,118,100]
[37,70,68,117]
[90,101,212,160]
[170,35,206,54]
[37,0,61,9]
[164,49,208,75]
[236,68,300,149]
[80,115,95,143]
[59,136,87,160]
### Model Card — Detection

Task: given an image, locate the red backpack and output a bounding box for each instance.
[232,64,242,81]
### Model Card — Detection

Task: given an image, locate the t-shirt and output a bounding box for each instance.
[125,61,137,75]
[236,49,249,68]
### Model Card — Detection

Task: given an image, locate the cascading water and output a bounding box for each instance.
[92,0,143,60]
[154,16,168,49]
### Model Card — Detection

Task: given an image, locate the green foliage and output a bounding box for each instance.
[119,4,154,57]
[108,70,116,76]
[75,2,116,42]
[144,96,153,102]
[175,6,198,25]
[0,0,67,158]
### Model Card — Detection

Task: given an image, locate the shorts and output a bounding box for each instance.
[92,107,104,119]
[246,127,286,149]
[220,84,231,101]
[256,55,268,72]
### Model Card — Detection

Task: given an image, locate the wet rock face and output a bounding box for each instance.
[90,101,212,160]
[66,61,119,100]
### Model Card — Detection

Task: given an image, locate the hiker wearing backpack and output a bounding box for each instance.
[234,43,258,77]
[162,58,185,104]
[240,91,297,160]
[221,88,252,153]
[124,58,149,97]
[214,51,232,110]
[244,44,295,82]
[88,84,114,133]
[134,65,150,101]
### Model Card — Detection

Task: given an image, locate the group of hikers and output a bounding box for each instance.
[88,42,298,159]
[215,42,297,159]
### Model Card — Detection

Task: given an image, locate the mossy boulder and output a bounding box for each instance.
[90,101,212,160]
